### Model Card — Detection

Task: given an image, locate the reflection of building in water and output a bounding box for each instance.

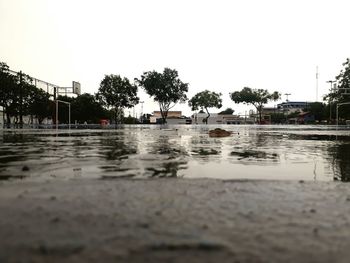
[150,111,191,124]
[191,113,255,124]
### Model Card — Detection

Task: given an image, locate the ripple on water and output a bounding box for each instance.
[0,125,349,181]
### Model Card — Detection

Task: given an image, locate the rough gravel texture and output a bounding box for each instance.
[1,178,350,263]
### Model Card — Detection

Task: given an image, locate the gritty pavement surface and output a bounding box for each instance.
[1,178,350,263]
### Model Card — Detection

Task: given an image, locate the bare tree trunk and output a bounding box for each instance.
[205,107,210,124]
[159,106,167,124]
[6,111,11,128]
[259,105,263,124]
[2,106,5,128]
[254,105,262,124]
[114,107,118,125]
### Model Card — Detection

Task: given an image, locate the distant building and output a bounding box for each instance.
[191,113,255,124]
[153,111,182,118]
[150,111,190,124]
[277,101,311,114]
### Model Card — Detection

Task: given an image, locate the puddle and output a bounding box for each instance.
[0,125,349,181]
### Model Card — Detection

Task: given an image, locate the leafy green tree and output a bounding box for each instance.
[287,110,301,119]
[136,68,188,124]
[97,74,139,124]
[11,71,36,127]
[27,85,52,124]
[188,90,222,124]
[6,71,34,127]
[123,115,139,124]
[72,93,108,123]
[218,107,234,115]
[335,58,350,96]
[230,87,280,124]
[270,113,286,124]
[325,58,350,120]
[0,62,16,127]
[304,102,327,122]
[1,63,54,127]
[97,75,139,124]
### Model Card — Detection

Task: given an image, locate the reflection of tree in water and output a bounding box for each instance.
[190,135,222,161]
[0,133,43,164]
[0,132,45,180]
[150,135,188,157]
[230,150,278,161]
[230,132,279,162]
[145,135,188,177]
[146,160,187,178]
[1,132,38,144]
[251,132,270,147]
[329,143,350,182]
[99,133,138,161]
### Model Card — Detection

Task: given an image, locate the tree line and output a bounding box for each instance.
[0,62,52,127]
[1,59,350,127]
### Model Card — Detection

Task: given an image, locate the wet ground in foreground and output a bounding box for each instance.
[0,125,350,182]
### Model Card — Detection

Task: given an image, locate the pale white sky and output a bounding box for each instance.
[1,0,349,117]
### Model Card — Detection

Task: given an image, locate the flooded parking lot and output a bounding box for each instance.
[0,125,349,182]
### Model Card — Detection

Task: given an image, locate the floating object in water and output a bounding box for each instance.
[209,128,232,137]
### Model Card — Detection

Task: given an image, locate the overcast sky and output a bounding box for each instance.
[1,0,350,117]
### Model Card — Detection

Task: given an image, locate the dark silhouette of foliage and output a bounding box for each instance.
[0,65,39,127]
[0,62,16,127]
[97,74,139,124]
[72,93,108,123]
[136,68,188,123]
[325,58,350,120]
[270,113,286,124]
[188,90,222,124]
[218,107,234,115]
[304,102,327,122]
[230,87,280,124]
[27,85,52,124]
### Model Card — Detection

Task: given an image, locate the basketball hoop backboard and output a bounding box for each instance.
[72,81,81,95]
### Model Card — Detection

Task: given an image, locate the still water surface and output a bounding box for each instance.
[1,125,350,182]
